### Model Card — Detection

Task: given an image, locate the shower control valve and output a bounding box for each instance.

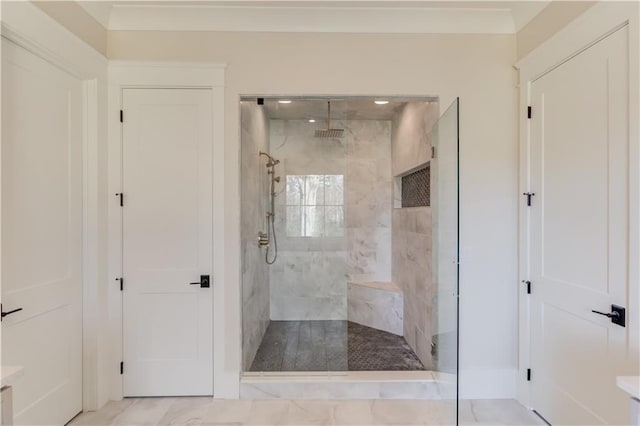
[258,232,269,247]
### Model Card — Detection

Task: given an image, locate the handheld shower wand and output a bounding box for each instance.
[259,151,279,264]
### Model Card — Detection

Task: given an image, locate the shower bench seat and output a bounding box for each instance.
[347,281,404,336]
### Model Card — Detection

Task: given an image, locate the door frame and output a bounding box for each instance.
[1,1,108,413]
[515,2,640,409]
[107,62,225,400]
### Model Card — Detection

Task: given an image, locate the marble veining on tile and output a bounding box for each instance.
[347,281,403,336]
[267,119,392,321]
[70,397,545,426]
[241,102,272,371]
[391,102,439,370]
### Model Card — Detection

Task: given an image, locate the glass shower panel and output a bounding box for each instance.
[431,98,460,423]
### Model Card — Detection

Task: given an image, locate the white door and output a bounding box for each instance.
[1,40,83,424]
[122,88,213,396]
[529,26,635,425]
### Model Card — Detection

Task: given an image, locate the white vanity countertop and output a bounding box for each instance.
[1,366,24,387]
[617,376,640,399]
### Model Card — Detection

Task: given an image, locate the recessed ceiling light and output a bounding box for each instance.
[374,100,389,105]
[308,119,316,123]
[278,100,292,104]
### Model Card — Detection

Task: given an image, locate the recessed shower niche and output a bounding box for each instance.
[240,96,459,389]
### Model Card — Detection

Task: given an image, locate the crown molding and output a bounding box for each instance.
[106,5,516,33]
[76,1,552,34]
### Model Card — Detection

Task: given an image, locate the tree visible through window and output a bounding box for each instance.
[286,175,344,237]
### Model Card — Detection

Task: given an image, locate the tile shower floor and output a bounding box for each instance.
[249,321,425,372]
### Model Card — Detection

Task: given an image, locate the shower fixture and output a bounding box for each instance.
[259,151,280,264]
[315,100,345,138]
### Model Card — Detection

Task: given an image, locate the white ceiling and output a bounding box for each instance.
[254,97,438,120]
[78,0,550,33]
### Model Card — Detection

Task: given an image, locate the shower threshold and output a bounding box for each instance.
[239,370,455,400]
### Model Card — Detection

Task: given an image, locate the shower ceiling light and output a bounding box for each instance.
[308,119,316,123]
[278,100,292,104]
[375,100,389,105]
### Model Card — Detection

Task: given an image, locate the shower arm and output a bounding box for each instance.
[260,151,278,166]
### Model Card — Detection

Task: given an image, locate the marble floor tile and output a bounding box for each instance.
[460,399,544,426]
[68,399,138,426]
[332,400,376,425]
[370,399,429,425]
[111,398,176,425]
[157,397,216,425]
[202,400,254,424]
[282,400,339,425]
[70,398,544,426]
[244,400,291,425]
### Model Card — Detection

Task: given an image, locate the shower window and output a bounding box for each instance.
[286,174,344,237]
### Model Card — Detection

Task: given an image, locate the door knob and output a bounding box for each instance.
[592,304,625,327]
[1,304,23,321]
[189,275,210,288]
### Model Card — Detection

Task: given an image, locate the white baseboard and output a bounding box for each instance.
[459,368,517,399]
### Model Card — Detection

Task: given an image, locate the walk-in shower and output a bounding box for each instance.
[258,151,280,264]
[240,95,459,411]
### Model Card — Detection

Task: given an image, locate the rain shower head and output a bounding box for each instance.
[315,101,344,138]
[315,128,344,138]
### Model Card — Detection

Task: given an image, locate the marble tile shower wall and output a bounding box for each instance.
[392,207,433,368]
[240,103,271,370]
[268,119,392,320]
[391,102,439,369]
[391,102,439,176]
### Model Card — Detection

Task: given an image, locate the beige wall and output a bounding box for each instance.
[109,31,519,396]
[517,1,596,60]
[33,1,107,55]
[30,0,595,64]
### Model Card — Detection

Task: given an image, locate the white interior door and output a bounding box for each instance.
[529,26,635,425]
[1,39,83,424]
[122,88,213,396]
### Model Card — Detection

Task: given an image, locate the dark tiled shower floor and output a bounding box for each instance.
[249,320,425,372]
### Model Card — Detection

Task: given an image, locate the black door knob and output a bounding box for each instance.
[591,304,625,327]
[189,275,210,288]
[591,310,618,318]
[1,304,23,321]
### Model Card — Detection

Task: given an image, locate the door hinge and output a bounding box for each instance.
[523,192,535,206]
[527,106,532,119]
[431,146,436,159]
[522,280,531,294]
[116,277,123,291]
[120,110,123,123]
[120,362,124,375]
[116,192,123,206]
[527,368,531,381]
